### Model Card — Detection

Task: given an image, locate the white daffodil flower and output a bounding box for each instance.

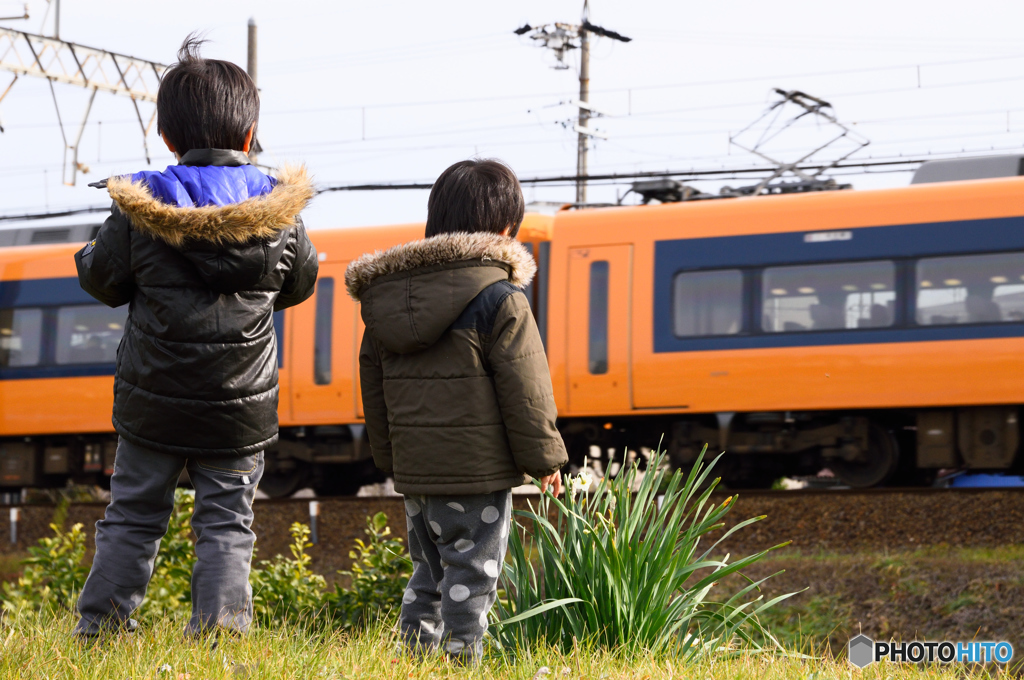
[572,469,594,492]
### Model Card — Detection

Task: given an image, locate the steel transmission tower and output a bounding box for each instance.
[515,1,630,204]
[0,27,167,185]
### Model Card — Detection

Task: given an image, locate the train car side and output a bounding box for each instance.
[0,216,553,496]
[0,244,122,486]
[545,177,1024,486]
[262,215,554,496]
[10,173,1024,493]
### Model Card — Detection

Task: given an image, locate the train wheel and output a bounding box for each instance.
[831,423,900,488]
[258,461,307,498]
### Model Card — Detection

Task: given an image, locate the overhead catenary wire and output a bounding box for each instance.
[3,28,1024,208]
[8,55,1024,161]
[315,157,946,192]
[262,76,1024,155]
[3,103,1024,183]
[0,204,110,222]
[9,147,1024,223]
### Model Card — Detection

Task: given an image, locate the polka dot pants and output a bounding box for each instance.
[400,490,512,664]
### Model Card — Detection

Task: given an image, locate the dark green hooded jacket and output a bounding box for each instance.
[345,231,567,495]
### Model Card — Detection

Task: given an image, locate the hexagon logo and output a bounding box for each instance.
[849,634,875,668]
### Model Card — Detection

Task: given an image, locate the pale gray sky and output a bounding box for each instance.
[2,0,1024,231]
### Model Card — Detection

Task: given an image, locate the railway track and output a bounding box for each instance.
[3,486,1022,578]
[249,484,1024,501]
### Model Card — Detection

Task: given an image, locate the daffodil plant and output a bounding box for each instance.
[491,446,794,659]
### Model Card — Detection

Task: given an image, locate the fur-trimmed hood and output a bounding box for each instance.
[102,163,315,295]
[106,164,315,247]
[347,231,537,354]
[345,231,536,301]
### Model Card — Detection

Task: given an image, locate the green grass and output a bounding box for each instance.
[752,594,852,651]
[757,544,1024,563]
[0,610,1002,680]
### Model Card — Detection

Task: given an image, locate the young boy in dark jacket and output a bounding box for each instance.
[73,36,317,637]
[346,159,567,663]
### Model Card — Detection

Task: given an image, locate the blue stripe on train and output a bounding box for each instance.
[653,215,1024,353]
[0,277,94,307]
[0,364,117,380]
[1,277,109,379]
[1,278,288,379]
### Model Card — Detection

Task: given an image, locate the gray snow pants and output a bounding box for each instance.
[74,437,263,636]
[400,490,513,663]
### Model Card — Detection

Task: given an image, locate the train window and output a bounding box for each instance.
[314,278,334,385]
[0,308,43,367]
[916,252,1024,325]
[54,305,127,364]
[762,261,896,332]
[589,261,609,374]
[673,269,743,337]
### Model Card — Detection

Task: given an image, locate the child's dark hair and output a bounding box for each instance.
[157,34,259,155]
[425,159,525,238]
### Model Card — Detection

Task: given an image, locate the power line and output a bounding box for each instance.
[7,151,1024,221]
[614,75,1024,121]
[5,57,1024,169]
[318,157,934,193]
[264,75,1024,155]
[0,28,167,185]
[260,33,511,75]
[1,108,1021,182]
[632,29,1023,57]
[0,204,109,222]
[256,52,1024,118]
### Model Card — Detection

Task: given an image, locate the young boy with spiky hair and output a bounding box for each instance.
[73,35,318,638]
[346,159,567,664]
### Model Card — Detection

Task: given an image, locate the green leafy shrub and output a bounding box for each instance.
[1,521,88,615]
[493,447,794,658]
[138,489,196,620]
[325,511,412,629]
[1,493,413,633]
[250,522,327,626]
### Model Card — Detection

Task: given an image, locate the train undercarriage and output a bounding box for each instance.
[1,406,1020,497]
[558,406,1022,489]
[0,425,386,500]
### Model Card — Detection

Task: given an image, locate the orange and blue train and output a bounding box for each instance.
[2,158,1023,493]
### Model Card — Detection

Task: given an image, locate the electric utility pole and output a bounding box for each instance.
[247,17,260,163]
[247,17,257,86]
[516,0,630,204]
[577,21,589,202]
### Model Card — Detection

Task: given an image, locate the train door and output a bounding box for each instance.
[354,305,365,419]
[566,245,633,413]
[291,262,357,423]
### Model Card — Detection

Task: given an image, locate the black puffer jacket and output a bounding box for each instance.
[75,149,318,457]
